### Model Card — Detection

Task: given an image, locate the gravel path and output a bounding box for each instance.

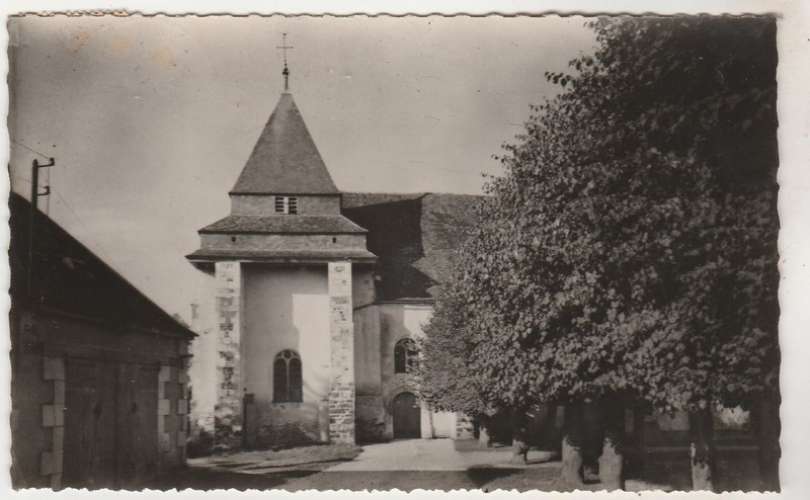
[326,438,556,471]
[149,439,562,491]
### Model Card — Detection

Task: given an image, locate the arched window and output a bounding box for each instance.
[394,338,418,374]
[273,350,302,402]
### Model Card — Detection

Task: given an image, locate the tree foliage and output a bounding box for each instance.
[419,272,494,416]
[420,16,779,417]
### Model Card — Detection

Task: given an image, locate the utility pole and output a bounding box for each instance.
[27,157,55,300]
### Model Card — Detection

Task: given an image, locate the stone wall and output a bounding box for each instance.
[328,262,355,444]
[213,261,244,450]
[10,308,190,489]
[40,354,65,488]
[158,364,190,468]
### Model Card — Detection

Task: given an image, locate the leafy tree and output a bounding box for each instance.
[419,268,493,420]
[420,15,778,490]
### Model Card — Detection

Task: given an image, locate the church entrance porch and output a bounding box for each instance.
[392,392,421,439]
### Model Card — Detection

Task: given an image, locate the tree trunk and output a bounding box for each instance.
[560,403,585,487]
[689,408,715,491]
[598,397,625,490]
[561,435,584,486]
[752,396,781,491]
[511,408,530,464]
[512,438,529,464]
[478,423,492,448]
[598,435,623,490]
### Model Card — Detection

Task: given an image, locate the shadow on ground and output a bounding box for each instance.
[147,467,318,491]
[465,467,523,489]
[148,465,560,492]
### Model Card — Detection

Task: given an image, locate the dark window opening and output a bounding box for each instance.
[394,338,419,374]
[273,349,302,402]
[274,196,298,215]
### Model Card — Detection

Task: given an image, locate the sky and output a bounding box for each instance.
[8,15,597,321]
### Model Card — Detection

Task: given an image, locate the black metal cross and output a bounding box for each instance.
[276,33,294,91]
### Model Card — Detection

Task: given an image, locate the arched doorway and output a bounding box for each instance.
[393,392,421,439]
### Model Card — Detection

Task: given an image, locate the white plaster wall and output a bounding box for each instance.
[188,326,217,430]
[351,268,376,308]
[379,303,431,405]
[352,267,379,396]
[401,304,433,341]
[188,293,217,434]
[421,407,456,438]
[242,265,331,404]
[379,302,452,439]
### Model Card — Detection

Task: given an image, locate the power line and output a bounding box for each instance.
[11,153,111,264]
[11,139,52,160]
[50,187,115,264]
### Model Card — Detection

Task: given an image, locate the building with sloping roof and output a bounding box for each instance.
[9,193,195,489]
[186,80,484,449]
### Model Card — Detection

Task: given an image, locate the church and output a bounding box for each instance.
[184,55,766,473]
[186,61,481,450]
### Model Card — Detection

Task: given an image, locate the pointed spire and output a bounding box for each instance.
[276,33,294,92]
[230,93,338,194]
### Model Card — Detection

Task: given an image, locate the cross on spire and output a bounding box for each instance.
[276,32,294,91]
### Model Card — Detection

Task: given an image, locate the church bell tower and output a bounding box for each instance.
[187,35,375,449]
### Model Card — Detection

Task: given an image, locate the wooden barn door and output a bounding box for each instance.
[393,392,421,439]
[115,363,159,488]
[64,357,160,489]
[63,358,118,489]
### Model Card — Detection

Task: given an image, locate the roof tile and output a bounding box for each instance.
[199,214,368,234]
[232,93,339,194]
